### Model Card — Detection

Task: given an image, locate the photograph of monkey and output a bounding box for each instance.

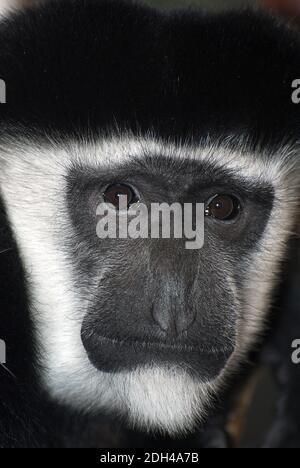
[0,0,300,451]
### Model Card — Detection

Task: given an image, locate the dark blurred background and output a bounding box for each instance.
[144,0,255,9]
[7,0,300,15]
[143,0,300,22]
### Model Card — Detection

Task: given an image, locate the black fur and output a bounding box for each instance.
[0,0,300,447]
[0,0,300,147]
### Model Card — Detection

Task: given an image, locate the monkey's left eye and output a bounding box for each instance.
[205,194,241,222]
[103,183,139,209]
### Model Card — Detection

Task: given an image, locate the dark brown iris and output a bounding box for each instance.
[206,194,240,221]
[103,184,137,209]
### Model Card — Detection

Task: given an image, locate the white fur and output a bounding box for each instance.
[0,135,298,434]
[0,0,22,18]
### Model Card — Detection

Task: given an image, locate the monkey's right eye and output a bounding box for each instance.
[103,183,138,210]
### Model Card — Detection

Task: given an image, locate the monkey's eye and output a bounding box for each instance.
[103,183,138,209]
[205,194,241,222]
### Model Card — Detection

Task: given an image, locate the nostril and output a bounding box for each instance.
[176,311,196,336]
[151,303,196,337]
[151,304,167,333]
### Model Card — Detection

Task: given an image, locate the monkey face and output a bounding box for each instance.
[67,153,275,382]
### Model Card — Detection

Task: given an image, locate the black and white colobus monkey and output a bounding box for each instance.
[0,0,300,448]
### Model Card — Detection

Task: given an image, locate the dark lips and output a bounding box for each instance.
[81,332,234,382]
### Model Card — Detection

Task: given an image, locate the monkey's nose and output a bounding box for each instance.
[151,300,196,337]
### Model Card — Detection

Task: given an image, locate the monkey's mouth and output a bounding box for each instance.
[81,331,234,382]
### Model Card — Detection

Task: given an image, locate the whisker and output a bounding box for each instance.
[0,248,13,255]
[0,363,17,380]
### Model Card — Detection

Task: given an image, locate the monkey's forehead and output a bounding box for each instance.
[0,0,300,151]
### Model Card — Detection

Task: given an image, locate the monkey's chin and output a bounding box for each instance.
[107,366,214,435]
[42,350,217,435]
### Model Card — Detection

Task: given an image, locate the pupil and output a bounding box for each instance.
[104,184,135,208]
[113,189,129,204]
